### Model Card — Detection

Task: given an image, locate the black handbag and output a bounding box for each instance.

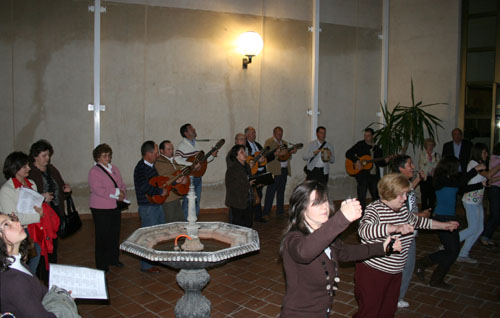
[95,164,130,211]
[58,196,82,239]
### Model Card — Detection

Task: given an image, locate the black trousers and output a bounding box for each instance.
[355,173,379,211]
[420,177,436,210]
[231,206,253,228]
[428,215,460,279]
[263,168,288,215]
[91,208,122,270]
[253,186,264,220]
[305,167,329,184]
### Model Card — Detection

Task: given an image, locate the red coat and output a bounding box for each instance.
[27,203,60,270]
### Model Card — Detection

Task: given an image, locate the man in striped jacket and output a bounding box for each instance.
[353,173,459,318]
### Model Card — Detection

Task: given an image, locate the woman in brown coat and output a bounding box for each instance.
[280,181,401,317]
[28,139,71,282]
[225,145,254,228]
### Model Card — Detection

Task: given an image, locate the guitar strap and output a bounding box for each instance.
[309,141,327,164]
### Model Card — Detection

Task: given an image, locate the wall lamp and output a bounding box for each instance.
[237,31,263,69]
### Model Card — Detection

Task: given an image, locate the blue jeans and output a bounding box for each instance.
[459,202,484,258]
[138,204,166,270]
[27,241,41,275]
[399,238,416,300]
[182,176,202,220]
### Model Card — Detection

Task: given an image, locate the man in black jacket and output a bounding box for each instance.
[345,128,388,211]
[133,140,167,273]
[245,126,268,223]
[442,128,472,174]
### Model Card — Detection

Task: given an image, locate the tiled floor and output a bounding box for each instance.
[59,207,500,318]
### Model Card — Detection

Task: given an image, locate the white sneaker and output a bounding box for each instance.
[456,256,478,264]
[397,300,409,308]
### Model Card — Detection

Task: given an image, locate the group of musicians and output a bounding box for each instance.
[133,124,381,258]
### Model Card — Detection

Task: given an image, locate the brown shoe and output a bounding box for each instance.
[141,266,162,273]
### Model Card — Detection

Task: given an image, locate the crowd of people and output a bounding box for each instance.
[1,125,499,318]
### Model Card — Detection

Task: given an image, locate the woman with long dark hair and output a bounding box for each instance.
[280,180,400,318]
[415,155,485,288]
[0,213,56,317]
[458,143,500,262]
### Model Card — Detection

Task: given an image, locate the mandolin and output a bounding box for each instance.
[277,143,303,162]
[187,139,225,178]
[345,154,397,176]
[246,146,272,175]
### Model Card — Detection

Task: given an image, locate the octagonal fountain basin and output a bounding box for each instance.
[120,222,260,318]
[120,222,260,269]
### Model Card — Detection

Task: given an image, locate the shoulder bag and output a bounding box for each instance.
[95,164,130,211]
[58,196,82,239]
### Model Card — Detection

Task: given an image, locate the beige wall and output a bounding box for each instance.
[387,0,462,157]
[0,0,462,211]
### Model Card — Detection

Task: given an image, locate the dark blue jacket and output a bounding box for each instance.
[133,159,163,206]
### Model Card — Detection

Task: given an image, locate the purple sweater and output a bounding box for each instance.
[88,164,127,209]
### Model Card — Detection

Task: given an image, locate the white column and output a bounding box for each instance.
[88,0,106,148]
[308,0,320,140]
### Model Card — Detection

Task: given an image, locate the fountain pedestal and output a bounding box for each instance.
[175,269,211,318]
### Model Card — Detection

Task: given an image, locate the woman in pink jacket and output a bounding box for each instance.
[88,144,127,272]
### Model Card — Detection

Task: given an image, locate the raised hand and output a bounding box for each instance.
[340,198,362,222]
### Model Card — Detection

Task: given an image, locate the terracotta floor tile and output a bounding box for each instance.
[51,207,500,318]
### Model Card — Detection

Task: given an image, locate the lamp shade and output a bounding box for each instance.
[237,31,263,57]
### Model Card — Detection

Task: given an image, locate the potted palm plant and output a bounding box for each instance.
[372,80,446,155]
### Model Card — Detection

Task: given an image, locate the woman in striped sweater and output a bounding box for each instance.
[354,173,459,318]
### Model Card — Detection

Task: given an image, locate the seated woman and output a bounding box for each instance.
[280,180,401,318]
[0,213,57,317]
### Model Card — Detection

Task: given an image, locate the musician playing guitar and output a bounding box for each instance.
[133,141,167,273]
[245,126,269,223]
[155,140,189,222]
[263,126,298,218]
[303,126,335,184]
[345,128,389,212]
[175,123,219,218]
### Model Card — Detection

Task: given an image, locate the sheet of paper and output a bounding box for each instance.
[16,187,44,214]
[49,264,108,300]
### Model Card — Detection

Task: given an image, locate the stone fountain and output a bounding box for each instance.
[120,176,260,318]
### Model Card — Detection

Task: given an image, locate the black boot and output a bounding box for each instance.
[429,268,453,290]
[415,256,433,282]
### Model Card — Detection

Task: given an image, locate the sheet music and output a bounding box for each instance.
[16,187,44,214]
[49,264,108,299]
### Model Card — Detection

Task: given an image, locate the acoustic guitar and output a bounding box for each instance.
[187,139,225,178]
[345,154,396,176]
[277,143,303,162]
[246,146,272,175]
[146,160,199,204]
